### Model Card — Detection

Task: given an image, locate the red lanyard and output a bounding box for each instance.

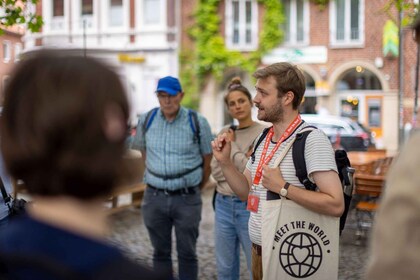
[253,115,302,185]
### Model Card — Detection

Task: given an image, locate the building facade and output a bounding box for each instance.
[0,27,23,105]
[184,0,419,153]
[24,0,181,124]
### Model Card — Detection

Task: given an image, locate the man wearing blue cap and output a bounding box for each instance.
[132,76,213,280]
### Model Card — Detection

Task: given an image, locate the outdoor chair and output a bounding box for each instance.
[354,174,384,236]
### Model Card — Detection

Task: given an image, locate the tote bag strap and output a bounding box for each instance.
[267,137,296,232]
[272,137,295,167]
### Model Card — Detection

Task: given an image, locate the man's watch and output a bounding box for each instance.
[280,182,290,198]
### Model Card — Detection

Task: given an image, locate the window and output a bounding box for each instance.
[367,98,381,127]
[3,41,11,63]
[283,0,309,45]
[81,0,93,15]
[49,0,66,31]
[338,67,382,90]
[53,0,64,17]
[143,0,160,25]
[330,0,364,45]
[226,0,257,49]
[14,43,22,62]
[79,0,94,29]
[109,0,123,27]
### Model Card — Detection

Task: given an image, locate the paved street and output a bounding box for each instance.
[109,186,370,280]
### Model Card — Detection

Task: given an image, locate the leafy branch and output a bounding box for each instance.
[0,0,43,34]
[181,0,284,109]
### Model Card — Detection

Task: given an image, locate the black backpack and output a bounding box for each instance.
[251,126,355,235]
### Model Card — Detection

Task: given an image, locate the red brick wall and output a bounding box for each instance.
[178,0,419,126]
[180,0,197,51]
[0,32,22,104]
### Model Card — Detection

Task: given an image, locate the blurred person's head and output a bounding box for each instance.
[0,50,129,200]
[224,77,253,123]
[413,13,420,44]
[252,62,305,123]
[155,76,184,120]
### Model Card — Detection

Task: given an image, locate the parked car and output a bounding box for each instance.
[301,114,374,151]
[355,121,376,148]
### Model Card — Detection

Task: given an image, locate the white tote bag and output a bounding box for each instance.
[261,139,339,280]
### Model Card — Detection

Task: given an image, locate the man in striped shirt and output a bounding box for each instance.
[132,76,213,280]
[212,63,344,280]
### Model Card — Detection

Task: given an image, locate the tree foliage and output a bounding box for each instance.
[0,0,43,34]
[380,0,418,27]
[181,0,284,109]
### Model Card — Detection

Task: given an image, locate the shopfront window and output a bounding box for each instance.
[337,67,382,90]
[367,97,381,127]
[341,97,359,119]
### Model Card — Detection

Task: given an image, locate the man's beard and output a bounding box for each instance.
[257,100,284,123]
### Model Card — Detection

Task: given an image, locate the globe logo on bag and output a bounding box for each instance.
[279,232,322,278]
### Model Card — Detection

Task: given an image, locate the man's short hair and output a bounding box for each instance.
[253,62,306,110]
[0,50,129,199]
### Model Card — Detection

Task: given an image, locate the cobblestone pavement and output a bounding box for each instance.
[109,186,370,280]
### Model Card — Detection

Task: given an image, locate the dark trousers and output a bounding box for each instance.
[0,215,9,231]
[142,186,202,280]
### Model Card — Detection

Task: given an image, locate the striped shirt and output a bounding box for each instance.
[245,122,337,246]
[132,107,213,190]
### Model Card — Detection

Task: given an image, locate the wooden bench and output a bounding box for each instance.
[108,149,146,213]
[107,182,146,214]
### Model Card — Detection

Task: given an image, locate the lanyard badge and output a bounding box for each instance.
[247,186,260,213]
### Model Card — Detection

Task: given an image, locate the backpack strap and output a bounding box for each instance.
[293,126,317,191]
[143,107,159,133]
[0,177,11,204]
[250,126,272,164]
[188,109,201,144]
[143,108,200,145]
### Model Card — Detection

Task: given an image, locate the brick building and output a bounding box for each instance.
[0,26,23,104]
[183,0,419,153]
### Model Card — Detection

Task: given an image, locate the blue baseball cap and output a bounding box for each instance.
[156,76,182,96]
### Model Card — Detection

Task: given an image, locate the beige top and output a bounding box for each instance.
[211,122,267,196]
[366,131,420,280]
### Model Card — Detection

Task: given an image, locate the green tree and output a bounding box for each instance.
[181,0,284,109]
[380,0,418,26]
[0,0,43,34]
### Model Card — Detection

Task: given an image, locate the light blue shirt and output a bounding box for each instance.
[132,107,213,190]
[0,152,13,220]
